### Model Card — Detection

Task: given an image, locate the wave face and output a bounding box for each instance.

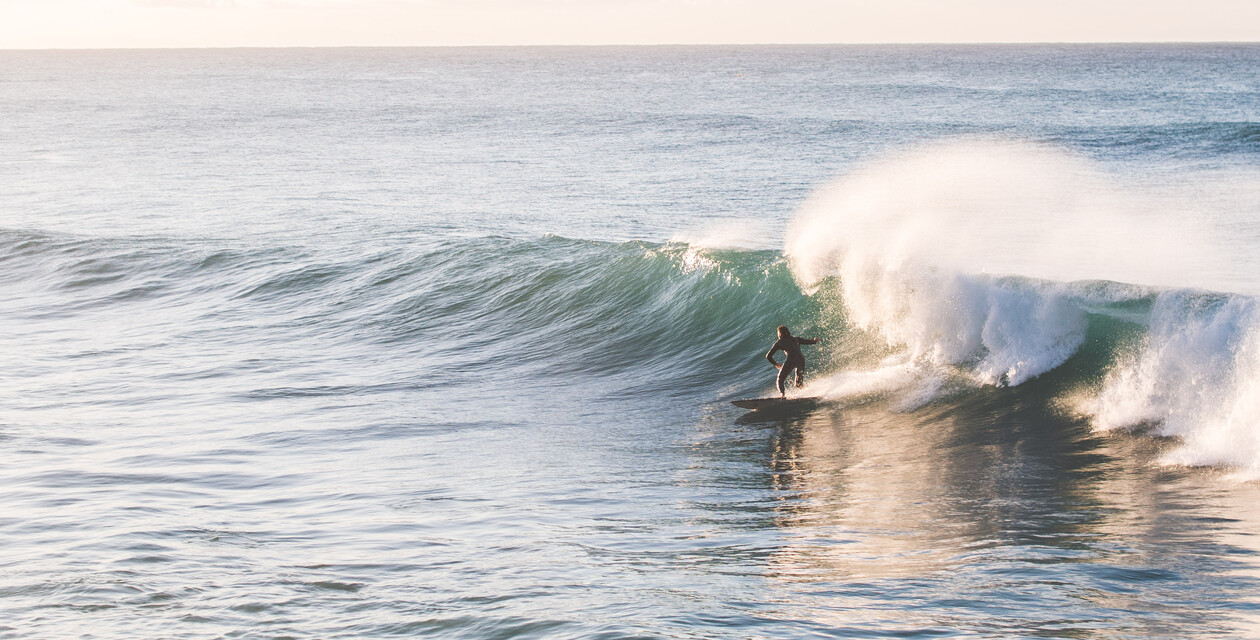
[0,228,819,399]
[785,140,1260,477]
[367,235,819,393]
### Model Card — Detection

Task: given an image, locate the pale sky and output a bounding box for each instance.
[2,0,1258,49]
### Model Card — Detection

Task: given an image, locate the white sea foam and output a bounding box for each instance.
[807,354,949,412]
[1088,290,1260,479]
[786,139,1113,388]
[787,138,1260,474]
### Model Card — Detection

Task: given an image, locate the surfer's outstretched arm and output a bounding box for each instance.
[798,337,820,345]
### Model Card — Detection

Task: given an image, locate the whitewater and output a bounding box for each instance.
[2,45,1260,639]
[786,138,1260,478]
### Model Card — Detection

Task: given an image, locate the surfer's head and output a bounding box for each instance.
[777,325,791,338]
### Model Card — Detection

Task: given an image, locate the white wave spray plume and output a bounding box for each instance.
[784,138,1260,476]
[787,138,1185,388]
[786,138,1214,296]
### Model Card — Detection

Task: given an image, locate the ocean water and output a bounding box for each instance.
[2,44,1260,639]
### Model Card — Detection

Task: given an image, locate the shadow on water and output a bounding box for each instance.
[709,385,1260,638]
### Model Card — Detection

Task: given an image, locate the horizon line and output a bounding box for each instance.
[4,40,1259,52]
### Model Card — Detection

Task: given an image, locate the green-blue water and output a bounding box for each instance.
[2,45,1260,639]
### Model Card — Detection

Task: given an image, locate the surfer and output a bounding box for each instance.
[766,326,820,398]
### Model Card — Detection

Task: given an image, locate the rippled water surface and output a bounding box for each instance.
[2,45,1260,638]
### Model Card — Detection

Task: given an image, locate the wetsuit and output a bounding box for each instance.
[767,335,819,395]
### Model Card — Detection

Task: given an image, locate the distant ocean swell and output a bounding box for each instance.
[6,219,1259,476]
[1062,121,1260,157]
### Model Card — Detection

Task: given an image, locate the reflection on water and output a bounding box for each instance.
[711,386,1260,637]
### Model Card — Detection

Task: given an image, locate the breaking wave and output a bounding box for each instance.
[5,137,1259,476]
[785,139,1260,478]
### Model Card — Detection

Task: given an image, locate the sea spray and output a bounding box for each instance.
[785,138,1260,472]
[784,139,1120,389]
[784,138,1214,292]
[1090,290,1260,478]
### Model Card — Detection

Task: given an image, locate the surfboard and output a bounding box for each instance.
[731,396,821,411]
